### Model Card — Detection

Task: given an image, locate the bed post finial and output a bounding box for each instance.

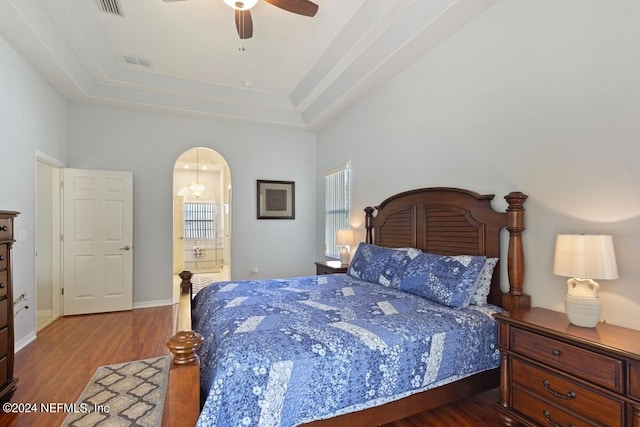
[364,207,375,244]
[179,270,193,301]
[503,192,530,310]
[165,329,203,425]
[167,330,204,365]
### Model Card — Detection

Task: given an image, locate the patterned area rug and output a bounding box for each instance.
[62,356,171,427]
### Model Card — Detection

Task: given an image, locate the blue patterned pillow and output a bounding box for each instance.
[347,243,419,287]
[398,252,486,308]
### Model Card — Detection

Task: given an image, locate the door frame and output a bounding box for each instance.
[173,147,232,297]
[35,152,64,331]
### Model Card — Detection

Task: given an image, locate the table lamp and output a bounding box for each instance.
[553,234,618,327]
[336,228,355,265]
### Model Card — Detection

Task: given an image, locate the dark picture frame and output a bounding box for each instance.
[257,180,295,219]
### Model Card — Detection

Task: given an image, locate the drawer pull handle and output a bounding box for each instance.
[543,410,576,427]
[0,226,6,231]
[542,380,576,399]
[0,255,4,261]
[551,349,561,356]
[0,282,4,289]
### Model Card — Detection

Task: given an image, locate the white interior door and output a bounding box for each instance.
[63,168,133,315]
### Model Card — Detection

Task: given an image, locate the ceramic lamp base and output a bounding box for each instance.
[339,246,350,264]
[565,293,600,328]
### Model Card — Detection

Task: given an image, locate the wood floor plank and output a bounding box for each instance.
[0,305,502,427]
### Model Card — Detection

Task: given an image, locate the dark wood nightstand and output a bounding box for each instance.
[314,260,348,275]
[494,307,640,427]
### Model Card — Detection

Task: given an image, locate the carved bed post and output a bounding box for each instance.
[163,270,203,426]
[179,270,193,304]
[364,206,375,244]
[164,331,203,426]
[502,192,530,311]
[167,330,203,365]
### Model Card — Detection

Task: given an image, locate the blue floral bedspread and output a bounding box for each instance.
[192,273,502,427]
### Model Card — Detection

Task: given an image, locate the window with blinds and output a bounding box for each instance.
[324,162,351,258]
[184,202,215,240]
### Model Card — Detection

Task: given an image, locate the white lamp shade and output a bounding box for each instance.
[553,234,618,280]
[335,229,355,246]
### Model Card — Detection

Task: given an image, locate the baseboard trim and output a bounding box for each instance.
[133,299,174,309]
[37,309,53,318]
[15,331,37,352]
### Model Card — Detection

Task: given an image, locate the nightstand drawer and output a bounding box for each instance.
[512,358,623,425]
[513,386,593,427]
[315,261,348,275]
[512,328,623,392]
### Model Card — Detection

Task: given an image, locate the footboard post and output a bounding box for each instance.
[179,270,194,307]
[503,192,530,311]
[164,331,204,427]
[163,270,204,427]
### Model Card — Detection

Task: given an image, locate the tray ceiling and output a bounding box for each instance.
[0,0,496,129]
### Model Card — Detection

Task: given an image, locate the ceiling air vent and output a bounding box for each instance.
[96,0,124,17]
[121,55,152,68]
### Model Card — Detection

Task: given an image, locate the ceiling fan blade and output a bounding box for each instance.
[264,0,318,17]
[235,9,254,39]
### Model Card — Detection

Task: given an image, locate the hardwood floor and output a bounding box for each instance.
[0,305,503,427]
[0,306,175,427]
[383,388,501,427]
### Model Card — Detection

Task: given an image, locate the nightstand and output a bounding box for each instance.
[314,260,348,275]
[494,307,640,427]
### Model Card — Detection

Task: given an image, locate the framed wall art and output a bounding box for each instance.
[257,180,295,219]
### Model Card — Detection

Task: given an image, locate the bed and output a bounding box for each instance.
[163,187,530,426]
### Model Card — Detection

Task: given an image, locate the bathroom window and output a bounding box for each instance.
[184,202,215,240]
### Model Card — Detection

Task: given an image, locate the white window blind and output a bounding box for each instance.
[184,202,215,240]
[324,162,351,258]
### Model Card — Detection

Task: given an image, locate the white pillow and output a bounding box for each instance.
[469,258,499,306]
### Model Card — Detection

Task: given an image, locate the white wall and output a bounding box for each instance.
[5,0,640,347]
[66,104,317,305]
[0,35,67,346]
[317,0,640,330]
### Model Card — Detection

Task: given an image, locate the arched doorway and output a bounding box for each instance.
[173,147,231,299]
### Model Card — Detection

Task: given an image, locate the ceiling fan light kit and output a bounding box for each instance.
[165,0,318,40]
[224,0,259,11]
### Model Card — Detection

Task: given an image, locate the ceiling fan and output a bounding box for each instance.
[163,0,319,40]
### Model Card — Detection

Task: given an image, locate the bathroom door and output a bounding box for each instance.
[62,168,133,315]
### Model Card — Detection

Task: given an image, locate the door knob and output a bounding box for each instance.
[119,245,131,251]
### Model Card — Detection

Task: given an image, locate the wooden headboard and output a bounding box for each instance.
[364,187,529,310]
